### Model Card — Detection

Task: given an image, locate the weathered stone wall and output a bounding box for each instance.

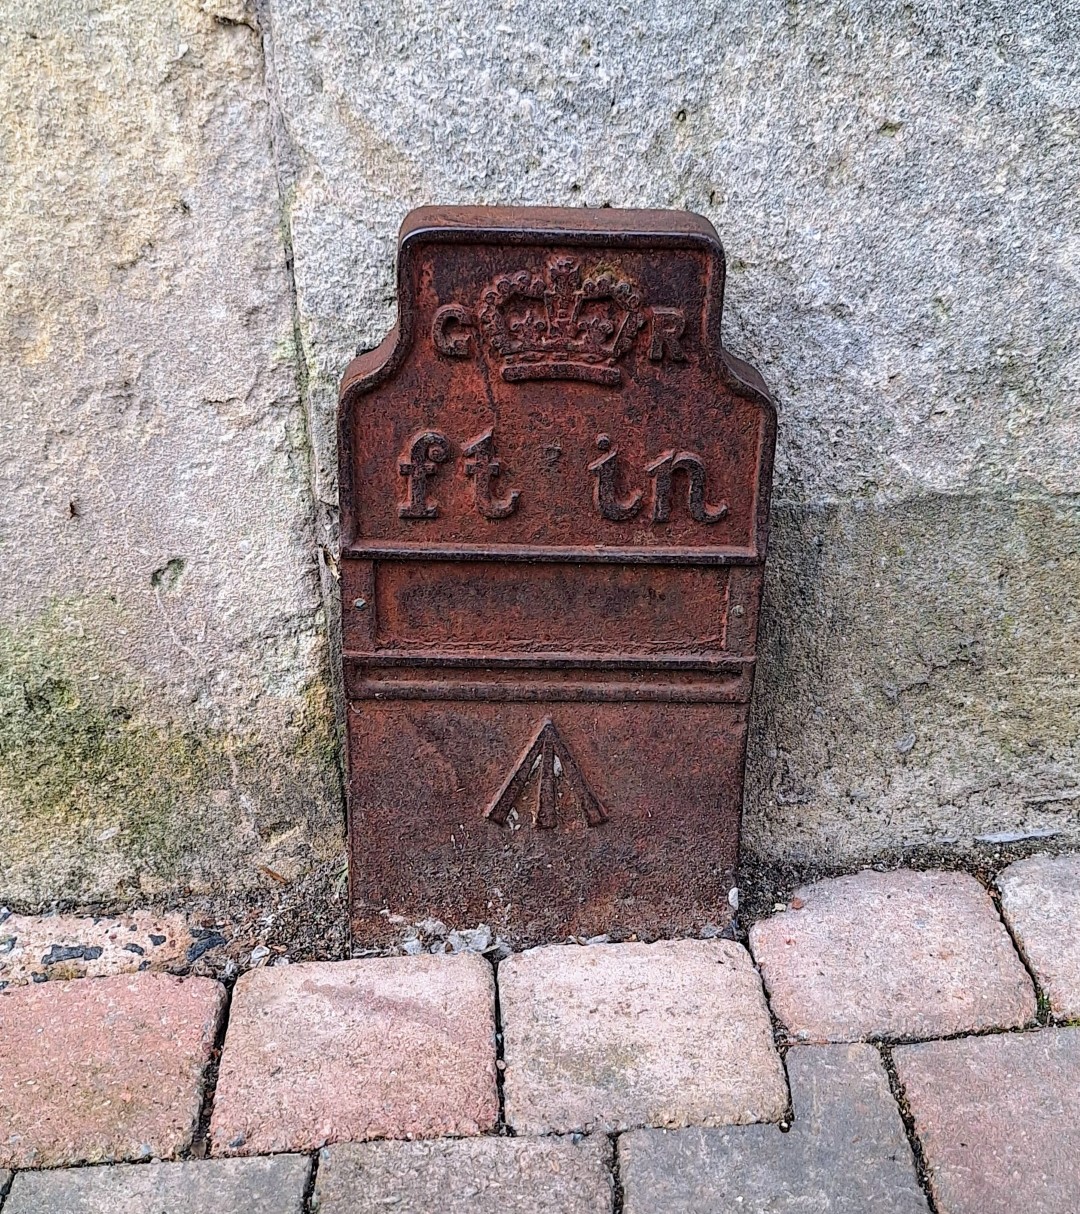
[1,0,1076,918]
[0,0,342,913]
[263,0,1078,868]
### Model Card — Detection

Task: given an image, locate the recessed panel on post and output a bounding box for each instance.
[339,206,775,947]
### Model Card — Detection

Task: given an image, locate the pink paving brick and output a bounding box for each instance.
[894,1028,1080,1214]
[0,972,225,1169]
[748,868,1035,1042]
[997,852,1080,1019]
[210,954,498,1155]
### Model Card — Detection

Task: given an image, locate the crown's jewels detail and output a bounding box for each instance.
[476,258,646,386]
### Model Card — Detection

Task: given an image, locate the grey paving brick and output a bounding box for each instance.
[997,852,1080,1019]
[313,1136,613,1212]
[895,1027,1080,1214]
[2,1155,311,1213]
[620,1044,929,1213]
[499,939,787,1135]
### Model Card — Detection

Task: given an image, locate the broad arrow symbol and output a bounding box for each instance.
[485,718,608,830]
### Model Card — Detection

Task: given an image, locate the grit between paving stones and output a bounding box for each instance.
[209,954,498,1154]
[2,1156,311,1214]
[996,853,1080,1020]
[314,1137,614,1213]
[620,1044,928,1213]
[748,869,1036,1042]
[498,939,787,1135]
[0,972,225,1170]
[894,1028,1080,1214]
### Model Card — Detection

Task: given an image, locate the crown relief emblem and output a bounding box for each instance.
[431,257,659,386]
[475,258,646,386]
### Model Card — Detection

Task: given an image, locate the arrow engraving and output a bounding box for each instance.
[485,718,608,830]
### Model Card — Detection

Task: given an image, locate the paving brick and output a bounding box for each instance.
[0,910,193,988]
[314,1137,613,1212]
[749,869,1035,1042]
[498,939,787,1135]
[0,972,225,1169]
[997,852,1080,1019]
[2,1155,310,1213]
[621,1044,928,1213]
[895,1028,1080,1214]
[210,954,497,1154]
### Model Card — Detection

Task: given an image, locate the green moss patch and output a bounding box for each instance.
[0,600,342,906]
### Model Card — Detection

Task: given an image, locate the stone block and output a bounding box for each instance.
[620,1043,928,1212]
[0,0,341,912]
[265,0,1080,870]
[314,1137,613,1213]
[3,1156,311,1214]
[0,910,192,987]
[895,1028,1080,1214]
[743,497,1080,865]
[265,0,1078,504]
[0,972,225,1169]
[210,955,498,1154]
[997,852,1080,1019]
[749,869,1036,1041]
[498,939,787,1135]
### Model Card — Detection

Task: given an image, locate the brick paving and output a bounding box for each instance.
[997,852,1080,1019]
[498,939,787,1135]
[209,954,498,1155]
[0,972,225,1169]
[2,860,1079,1211]
[894,1027,1080,1214]
[620,1044,929,1213]
[749,868,1036,1041]
[314,1138,613,1212]
[2,1156,311,1213]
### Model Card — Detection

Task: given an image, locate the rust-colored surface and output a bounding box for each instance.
[339,206,775,947]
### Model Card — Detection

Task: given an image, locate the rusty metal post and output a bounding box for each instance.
[339,206,775,947]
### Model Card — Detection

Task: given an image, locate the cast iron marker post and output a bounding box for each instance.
[339,207,775,948]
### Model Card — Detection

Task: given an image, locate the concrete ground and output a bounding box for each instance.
[2,853,1080,1213]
